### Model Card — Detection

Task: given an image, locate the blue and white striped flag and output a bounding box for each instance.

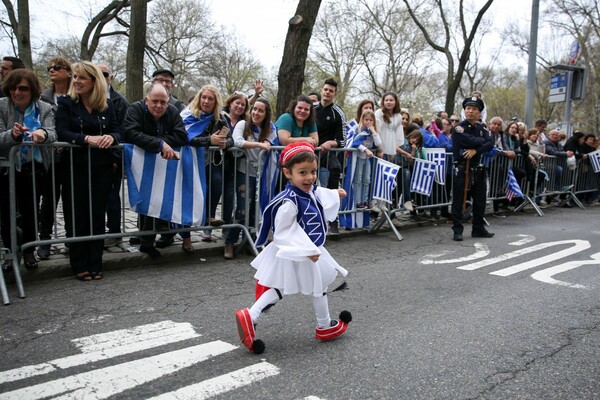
[589,150,600,173]
[259,132,281,213]
[344,119,360,149]
[504,168,524,201]
[372,158,399,204]
[426,148,446,185]
[123,144,207,226]
[410,158,436,196]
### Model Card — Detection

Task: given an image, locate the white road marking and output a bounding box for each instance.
[456,239,590,274]
[0,341,237,400]
[420,243,490,265]
[146,362,280,400]
[531,252,600,289]
[0,320,200,384]
[508,234,536,246]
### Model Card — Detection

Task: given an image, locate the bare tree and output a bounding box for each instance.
[306,0,365,108]
[1,0,32,66]
[126,0,146,102]
[276,0,322,116]
[79,0,130,61]
[402,0,494,114]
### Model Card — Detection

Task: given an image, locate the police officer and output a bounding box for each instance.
[451,96,495,241]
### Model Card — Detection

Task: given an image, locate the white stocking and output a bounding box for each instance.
[312,294,331,328]
[249,288,281,323]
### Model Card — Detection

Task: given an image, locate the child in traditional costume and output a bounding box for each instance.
[235,142,352,354]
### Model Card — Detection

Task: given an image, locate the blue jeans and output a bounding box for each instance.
[352,157,372,204]
[225,172,256,244]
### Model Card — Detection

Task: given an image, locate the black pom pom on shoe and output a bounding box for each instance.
[252,339,265,354]
[339,310,352,323]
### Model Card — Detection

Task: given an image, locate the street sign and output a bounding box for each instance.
[549,72,568,103]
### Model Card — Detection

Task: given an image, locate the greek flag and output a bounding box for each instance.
[259,130,281,213]
[372,158,399,204]
[123,144,206,226]
[410,158,436,196]
[344,119,360,149]
[504,168,524,201]
[589,150,600,173]
[426,148,446,185]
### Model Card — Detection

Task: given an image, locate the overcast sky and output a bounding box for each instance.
[3,0,567,70]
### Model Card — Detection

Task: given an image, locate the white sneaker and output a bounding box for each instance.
[404,201,414,211]
[378,201,388,211]
[370,201,381,213]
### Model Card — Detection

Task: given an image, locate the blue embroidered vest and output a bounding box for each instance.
[256,183,327,247]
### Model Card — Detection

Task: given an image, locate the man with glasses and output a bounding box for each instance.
[151,69,185,112]
[98,63,129,248]
[0,56,25,98]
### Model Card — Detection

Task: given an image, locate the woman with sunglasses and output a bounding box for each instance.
[0,68,57,271]
[37,57,73,260]
[55,61,121,281]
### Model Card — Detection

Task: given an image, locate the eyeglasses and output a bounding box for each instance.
[102,71,110,78]
[47,65,67,72]
[233,90,248,98]
[450,119,460,122]
[153,77,173,85]
[9,85,30,92]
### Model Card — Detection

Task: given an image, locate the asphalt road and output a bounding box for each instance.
[1,206,599,399]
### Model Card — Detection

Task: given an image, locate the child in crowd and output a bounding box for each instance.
[351,110,382,210]
[235,142,352,354]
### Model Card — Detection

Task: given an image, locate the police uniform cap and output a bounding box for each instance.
[462,96,484,111]
[152,68,175,79]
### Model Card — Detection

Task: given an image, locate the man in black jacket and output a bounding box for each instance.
[122,83,188,257]
[98,63,130,246]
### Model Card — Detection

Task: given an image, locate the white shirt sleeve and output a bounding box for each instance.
[232,120,246,148]
[315,186,341,222]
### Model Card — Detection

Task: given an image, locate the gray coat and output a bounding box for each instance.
[0,97,57,171]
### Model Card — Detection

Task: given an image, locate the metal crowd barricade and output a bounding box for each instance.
[0,142,256,304]
[574,157,600,202]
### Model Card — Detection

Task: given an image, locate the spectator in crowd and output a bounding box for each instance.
[488,116,523,217]
[353,99,375,126]
[0,68,57,271]
[152,69,185,112]
[451,96,494,241]
[583,133,596,153]
[349,109,381,210]
[55,61,121,281]
[412,114,439,148]
[438,118,453,151]
[122,83,188,258]
[522,128,547,201]
[98,63,129,248]
[449,114,460,128]
[564,131,586,160]
[374,91,404,212]
[0,56,25,98]
[544,129,574,207]
[534,119,547,142]
[225,98,277,259]
[307,91,320,106]
[275,94,318,147]
[400,108,410,131]
[37,57,73,259]
[184,84,230,242]
[315,78,346,234]
[375,91,404,161]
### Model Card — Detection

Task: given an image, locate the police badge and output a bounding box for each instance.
[455,126,464,133]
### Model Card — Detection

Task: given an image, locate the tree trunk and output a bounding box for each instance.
[126,0,147,103]
[16,0,31,66]
[276,0,322,116]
